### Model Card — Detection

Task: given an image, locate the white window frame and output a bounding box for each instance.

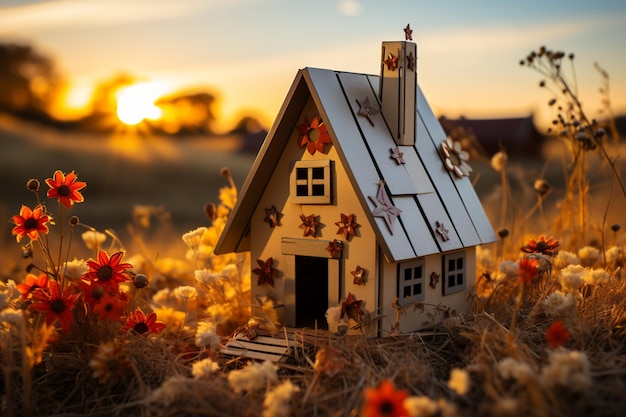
[290,160,332,204]
[397,259,425,304]
[443,251,466,295]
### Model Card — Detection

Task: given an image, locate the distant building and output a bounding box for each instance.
[439,114,545,158]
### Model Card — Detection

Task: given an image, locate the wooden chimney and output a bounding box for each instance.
[379,40,417,146]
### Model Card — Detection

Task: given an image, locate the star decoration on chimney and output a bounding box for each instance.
[326,239,343,258]
[441,136,473,178]
[404,23,413,41]
[299,213,319,237]
[369,181,402,234]
[406,51,415,72]
[351,266,367,286]
[263,205,283,228]
[384,53,398,71]
[356,97,379,126]
[390,146,405,165]
[335,213,360,240]
[297,115,332,155]
[435,221,450,242]
[252,257,278,287]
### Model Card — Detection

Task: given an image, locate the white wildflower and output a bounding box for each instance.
[182,227,208,253]
[578,246,601,267]
[185,245,213,261]
[148,375,191,407]
[191,358,219,379]
[540,350,591,391]
[447,368,470,395]
[499,260,519,280]
[152,288,174,307]
[173,285,197,301]
[541,290,575,317]
[582,268,609,286]
[62,258,89,281]
[404,396,439,417]
[476,246,494,270]
[555,250,579,269]
[0,307,24,324]
[195,321,222,350]
[263,380,299,417]
[81,230,107,250]
[220,263,238,279]
[490,151,507,172]
[497,357,535,384]
[194,269,221,286]
[325,306,348,334]
[559,264,585,293]
[605,246,622,265]
[228,360,278,393]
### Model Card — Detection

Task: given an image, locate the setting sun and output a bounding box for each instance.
[116,82,166,125]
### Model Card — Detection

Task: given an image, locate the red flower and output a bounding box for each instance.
[29,280,81,333]
[45,170,86,209]
[16,273,49,300]
[92,291,127,321]
[77,278,107,307]
[546,321,571,349]
[11,205,51,242]
[85,251,132,291]
[518,257,539,285]
[122,307,165,335]
[253,257,278,287]
[297,116,331,155]
[363,380,409,417]
[521,235,560,256]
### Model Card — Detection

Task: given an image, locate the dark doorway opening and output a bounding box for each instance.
[295,256,328,328]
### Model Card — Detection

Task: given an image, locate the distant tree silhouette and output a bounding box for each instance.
[155,91,217,134]
[0,42,61,121]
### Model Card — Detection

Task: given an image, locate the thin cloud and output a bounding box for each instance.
[0,0,253,33]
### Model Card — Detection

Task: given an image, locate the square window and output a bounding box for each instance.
[443,252,466,295]
[398,259,425,302]
[290,160,332,204]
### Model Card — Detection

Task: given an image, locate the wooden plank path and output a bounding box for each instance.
[221,332,295,363]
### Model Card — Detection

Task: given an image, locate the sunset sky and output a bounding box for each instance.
[1,0,625,132]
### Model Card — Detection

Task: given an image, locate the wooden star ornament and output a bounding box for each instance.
[369,182,402,234]
[326,239,343,258]
[356,97,379,126]
[404,23,413,41]
[263,205,283,228]
[390,146,405,165]
[335,213,360,240]
[351,266,367,286]
[435,221,450,242]
[299,213,320,238]
[406,51,415,72]
[384,53,398,71]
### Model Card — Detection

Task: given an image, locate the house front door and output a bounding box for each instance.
[295,255,328,328]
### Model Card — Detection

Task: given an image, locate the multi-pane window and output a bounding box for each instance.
[290,160,332,204]
[443,252,466,295]
[398,259,425,303]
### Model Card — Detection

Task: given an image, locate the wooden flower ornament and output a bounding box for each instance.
[335,213,360,240]
[441,136,472,178]
[263,205,283,228]
[351,266,366,285]
[253,257,278,287]
[297,116,331,155]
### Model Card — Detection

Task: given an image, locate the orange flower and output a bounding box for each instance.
[546,321,571,349]
[85,251,132,291]
[92,291,127,321]
[45,170,86,209]
[121,307,165,335]
[518,257,539,285]
[11,205,51,242]
[16,273,49,300]
[30,280,81,333]
[521,235,560,256]
[363,380,409,417]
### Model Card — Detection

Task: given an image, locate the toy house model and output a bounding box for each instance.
[215,27,497,336]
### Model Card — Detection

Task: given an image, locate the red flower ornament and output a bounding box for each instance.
[45,170,86,209]
[297,116,331,155]
[253,257,278,287]
[85,251,132,291]
[11,205,51,242]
